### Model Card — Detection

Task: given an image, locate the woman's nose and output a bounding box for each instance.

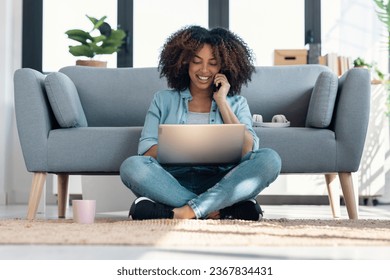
[201,63,209,72]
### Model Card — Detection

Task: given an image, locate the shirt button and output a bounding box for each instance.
[211,119,215,122]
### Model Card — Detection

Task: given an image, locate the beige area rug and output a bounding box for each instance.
[0,218,390,246]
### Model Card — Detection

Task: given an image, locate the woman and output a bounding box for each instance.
[120,25,281,220]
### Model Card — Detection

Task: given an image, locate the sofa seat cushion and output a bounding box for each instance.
[44,72,88,128]
[48,127,337,173]
[257,127,337,173]
[47,127,142,173]
[305,71,338,128]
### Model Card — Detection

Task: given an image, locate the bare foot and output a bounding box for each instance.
[207,211,220,219]
[173,205,196,219]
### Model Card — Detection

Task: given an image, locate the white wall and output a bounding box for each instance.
[0,0,42,206]
[0,0,21,204]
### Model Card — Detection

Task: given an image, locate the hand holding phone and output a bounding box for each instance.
[212,73,230,98]
[213,82,221,93]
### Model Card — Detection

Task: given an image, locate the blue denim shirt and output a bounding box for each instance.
[138,88,259,155]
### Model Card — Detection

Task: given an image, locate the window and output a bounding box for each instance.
[133,0,208,67]
[42,0,117,72]
[321,0,388,72]
[229,0,305,66]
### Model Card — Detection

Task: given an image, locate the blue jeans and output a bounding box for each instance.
[120,148,281,218]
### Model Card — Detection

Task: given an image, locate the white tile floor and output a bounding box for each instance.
[1,203,390,260]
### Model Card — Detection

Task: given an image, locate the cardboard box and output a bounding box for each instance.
[274,49,307,65]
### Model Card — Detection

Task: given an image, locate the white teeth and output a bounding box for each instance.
[198,76,209,81]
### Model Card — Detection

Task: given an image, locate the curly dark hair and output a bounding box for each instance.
[158,25,255,95]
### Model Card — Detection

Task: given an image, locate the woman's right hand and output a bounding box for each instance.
[212,73,230,104]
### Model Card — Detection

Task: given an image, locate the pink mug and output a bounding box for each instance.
[72,200,96,224]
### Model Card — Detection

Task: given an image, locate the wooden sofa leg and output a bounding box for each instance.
[338,172,359,219]
[324,173,341,218]
[27,172,47,220]
[57,174,69,219]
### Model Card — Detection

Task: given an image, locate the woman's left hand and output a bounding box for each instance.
[212,73,230,103]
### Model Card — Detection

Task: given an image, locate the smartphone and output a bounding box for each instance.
[213,82,221,92]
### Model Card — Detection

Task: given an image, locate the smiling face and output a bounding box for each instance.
[188,44,221,94]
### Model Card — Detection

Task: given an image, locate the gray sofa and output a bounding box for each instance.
[14,65,370,220]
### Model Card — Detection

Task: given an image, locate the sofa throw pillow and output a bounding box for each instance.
[44,72,88,128]
[306,71,338,128]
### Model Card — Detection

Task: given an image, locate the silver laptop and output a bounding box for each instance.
[157,124,245,165]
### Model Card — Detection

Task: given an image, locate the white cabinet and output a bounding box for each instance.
[264,84,390,201]
[356,84,389,199]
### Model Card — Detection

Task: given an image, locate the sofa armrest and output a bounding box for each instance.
[333,68,371,171]
[14,68,56,172]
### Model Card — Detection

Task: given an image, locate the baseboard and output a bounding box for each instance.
[258,195,382,206]
[258,195,330,205]
[0,191,6,205]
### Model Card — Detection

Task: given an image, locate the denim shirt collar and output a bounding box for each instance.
[180,88,192,100]
[180,89,218,124]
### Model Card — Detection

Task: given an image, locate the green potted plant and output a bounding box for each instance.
[65,15,126,67]
[354,57,385,84]
[353,57,372,68]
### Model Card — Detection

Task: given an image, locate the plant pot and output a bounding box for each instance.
[76,59,107,67]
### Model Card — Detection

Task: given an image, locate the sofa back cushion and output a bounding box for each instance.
[58,65,337,128]
[44,72,88,128]
[241,65,333,127]
[60,66,167,127]
[305,71,338,128]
